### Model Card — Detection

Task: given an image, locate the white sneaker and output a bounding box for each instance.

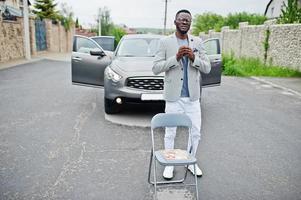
[188,164,203,177]
[163,166,174,179]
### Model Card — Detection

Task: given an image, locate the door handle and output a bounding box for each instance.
[72,57,82,61]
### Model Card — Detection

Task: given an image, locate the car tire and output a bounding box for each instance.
[104,98,122,114]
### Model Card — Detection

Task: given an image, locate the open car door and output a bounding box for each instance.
[71,35,112,87]
[201,38,222,87]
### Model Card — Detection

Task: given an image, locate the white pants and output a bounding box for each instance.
[165,98,201,156]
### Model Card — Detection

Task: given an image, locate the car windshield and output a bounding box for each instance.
[117,38,160,57]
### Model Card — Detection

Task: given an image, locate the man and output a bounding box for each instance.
[152,9,211,179]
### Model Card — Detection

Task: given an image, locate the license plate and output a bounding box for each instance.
[141,93,164,101]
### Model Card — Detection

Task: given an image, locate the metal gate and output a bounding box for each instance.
[35,20,47,51]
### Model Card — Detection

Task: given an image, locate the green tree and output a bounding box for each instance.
[224,12,266,29]
[33,0,59,20]
[97,7,114,36]
[192,12,224,34]
[192,12,267,35]
[95,7,125,46]
[278,0,301,23]
[75,17,79,28]
[110,26,126,47]
[58,2,74,31]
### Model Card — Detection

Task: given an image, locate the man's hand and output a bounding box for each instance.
[176,46,195,62]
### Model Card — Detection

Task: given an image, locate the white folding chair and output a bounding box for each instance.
[148,113,199,200]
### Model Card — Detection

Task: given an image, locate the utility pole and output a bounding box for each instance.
[23,0,31,60]
[163,0,168,35]
[98,8,102,36]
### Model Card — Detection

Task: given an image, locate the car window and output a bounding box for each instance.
[203,39,219,55]
[92,37,115,51]
[117,38,160,57]
[76,37,100,54]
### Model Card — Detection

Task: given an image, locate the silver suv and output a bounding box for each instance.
[72,34,222,114]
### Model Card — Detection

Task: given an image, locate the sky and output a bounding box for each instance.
[34,0,271,29]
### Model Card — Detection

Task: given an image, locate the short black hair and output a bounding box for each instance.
[175,9,191,19]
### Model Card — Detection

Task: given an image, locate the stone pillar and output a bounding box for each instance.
[208,29,214,38]
[45,19,52,52]
[221,26,229,54]
[58,22,62,52]
[239,22,249,29]
[264,19,277,26]
[68,25,75,52]
[199,32,207,41]
[29,18,37,55]
[221,26,230,32]
[19,17,25,58]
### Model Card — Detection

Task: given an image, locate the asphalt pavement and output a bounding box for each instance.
[0,55,301,200]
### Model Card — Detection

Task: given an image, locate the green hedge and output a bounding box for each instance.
[222,54,301,77]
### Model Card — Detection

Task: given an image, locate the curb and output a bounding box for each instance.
[0,53,71,70]
[250,76,301,98]
[0,58,43,71]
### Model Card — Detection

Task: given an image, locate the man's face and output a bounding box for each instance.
[174,12,192,34]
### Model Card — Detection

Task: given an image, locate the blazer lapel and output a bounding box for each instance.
[171,33,184,66]
[172,33,179,48]
[187,34,194,66]
[187,34,195,49]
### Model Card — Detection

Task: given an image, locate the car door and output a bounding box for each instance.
[201,38,222,87]
[72,35,112,86]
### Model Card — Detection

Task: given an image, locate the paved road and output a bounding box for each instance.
[0,60,300,200]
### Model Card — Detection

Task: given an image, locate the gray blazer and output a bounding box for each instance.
[152,33,211,102]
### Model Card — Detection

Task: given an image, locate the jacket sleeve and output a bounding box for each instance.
[191,39,211,74]
[152,38,179,75]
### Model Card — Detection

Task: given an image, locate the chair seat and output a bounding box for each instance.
[155,149,197,166]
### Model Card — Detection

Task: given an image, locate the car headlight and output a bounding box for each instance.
[105,67,122,82]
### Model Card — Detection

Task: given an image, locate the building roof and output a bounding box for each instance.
[0,4,22,17]
[265,0,301,15]
[0,0,32,17]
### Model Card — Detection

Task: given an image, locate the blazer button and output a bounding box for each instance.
[181,68,183,70]
[181,78,183,81]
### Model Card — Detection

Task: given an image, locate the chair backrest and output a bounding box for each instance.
[151,113,192,129]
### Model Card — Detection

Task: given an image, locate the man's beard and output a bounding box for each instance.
[176,26,189,34]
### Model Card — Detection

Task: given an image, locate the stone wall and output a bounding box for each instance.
[45,19,74,53]
[200,20,301,71]
[0,16,25,62]
[268,24,301,69]
[199,30,222,41]
[221,28,241,57]
[0,16,74,62]
[240,23,267,60]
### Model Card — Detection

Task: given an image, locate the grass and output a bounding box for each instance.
[222,54,301,77]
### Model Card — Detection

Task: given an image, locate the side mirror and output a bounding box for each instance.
[90,50,106,57]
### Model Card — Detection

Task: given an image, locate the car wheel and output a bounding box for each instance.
[104,98,122,114]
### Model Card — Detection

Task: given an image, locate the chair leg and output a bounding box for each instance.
[194,164,199,200]
[148,150,158,199]
[153,159,157,199]
[148,150,153,184]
